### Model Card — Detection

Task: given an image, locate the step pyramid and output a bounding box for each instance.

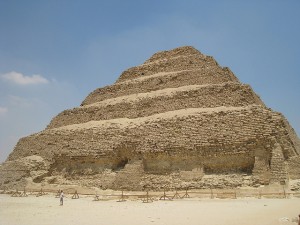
[1,46,299,190]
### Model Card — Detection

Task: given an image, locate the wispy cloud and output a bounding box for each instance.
[1,71,49,85]
[0,107,8,116]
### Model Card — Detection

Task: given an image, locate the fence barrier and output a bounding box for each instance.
[1,186,300,202]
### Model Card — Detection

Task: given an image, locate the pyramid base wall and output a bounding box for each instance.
[287,156,300,179]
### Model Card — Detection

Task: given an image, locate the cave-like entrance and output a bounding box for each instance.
[112,142,142,171]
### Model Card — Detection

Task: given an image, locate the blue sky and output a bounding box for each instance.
[0,0,299,162]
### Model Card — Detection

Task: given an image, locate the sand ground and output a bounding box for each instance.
[0,194,299,225]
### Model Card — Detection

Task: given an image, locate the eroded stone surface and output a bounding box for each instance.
[1,46,299,191]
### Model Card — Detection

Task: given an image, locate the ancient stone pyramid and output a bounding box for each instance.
[1,46,299,190]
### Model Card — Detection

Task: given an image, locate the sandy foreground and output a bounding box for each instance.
[0,194,299,225]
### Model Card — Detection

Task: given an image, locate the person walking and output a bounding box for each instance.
[60,190,64,206]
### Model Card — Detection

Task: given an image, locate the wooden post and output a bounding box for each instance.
[142,190,153,203]
[94,193,100,201]
[117,190,126,202]
[55,189,61,198]
[181,187,190,199]
[282,185,286,199]
[172,188,181,199]
[210,188,214,199]
[159,187,172,201]
[72,190,79,199]
[20,187,28,197]
[36,188,46,197]
[11,189,21,197]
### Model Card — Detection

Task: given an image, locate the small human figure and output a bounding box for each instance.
[60,190,64,206]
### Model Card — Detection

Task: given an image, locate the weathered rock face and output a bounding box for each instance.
[1,46,299,190]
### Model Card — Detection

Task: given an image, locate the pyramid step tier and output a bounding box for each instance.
[116,47,235,83]
[48,82,264,129]
[9,105,298,165]
[82,68,237,106]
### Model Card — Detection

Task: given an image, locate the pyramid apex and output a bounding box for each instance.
[144,46,202,64]
[116,46,211,83]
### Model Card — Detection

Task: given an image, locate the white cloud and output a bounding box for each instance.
[1,71,49,85]
[0,107,8,115]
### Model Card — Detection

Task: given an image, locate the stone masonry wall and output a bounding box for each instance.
[287,156,300,179]
[281,117,300,155]
[9,106,295,176]
[116,52,219,82]
[0,156,50,189]
[270,143,288,183]
[82,68,238,106]
[48,83,264,129]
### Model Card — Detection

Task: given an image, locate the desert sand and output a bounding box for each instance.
[0,194,299,225]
